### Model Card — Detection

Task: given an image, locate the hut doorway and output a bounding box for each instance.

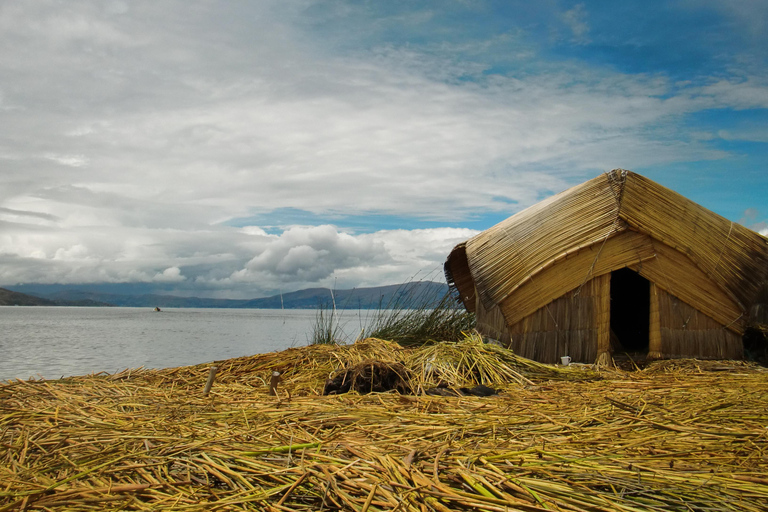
[610,268,650,353]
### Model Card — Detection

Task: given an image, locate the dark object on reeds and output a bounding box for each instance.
[460,384,498,396]
[425,386,461,396]
[323,360,413,395]
[425,384,498,397]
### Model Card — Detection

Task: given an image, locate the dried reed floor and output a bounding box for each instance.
[1,344,767,511]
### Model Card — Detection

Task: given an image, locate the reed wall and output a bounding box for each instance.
[497,230,654,328]
[657,287,743,359]
[628,240,745,333]
[477,266,743,363]
[505,276,603,364]
[474,293,511,345]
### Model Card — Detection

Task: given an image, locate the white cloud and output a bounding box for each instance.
[2,1,751,223]
[695,78,768,110]
[361,228,477,265]
[234,225,388,284]
[0,215,477,296]
[53,244,90,260]
[153,266,184,282]
[0,2,764,296]
[694,0,768,40]
[240,226,272,237]
[739,209,768,238]
[561,4,590,44]
[44,154,89,167]
[717,129,768,143]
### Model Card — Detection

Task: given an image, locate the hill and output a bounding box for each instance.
[242,282,449,309]
[0,288,111,307]
[6,281,450,309]
[0,287,57,306]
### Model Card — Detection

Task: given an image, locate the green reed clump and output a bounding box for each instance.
[363,290,475,346]
[310,280,475,346]
[309,303,344,345]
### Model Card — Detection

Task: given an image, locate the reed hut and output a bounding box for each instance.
[445,169,768,364]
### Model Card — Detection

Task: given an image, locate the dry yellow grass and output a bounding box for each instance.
[2,335,767,511]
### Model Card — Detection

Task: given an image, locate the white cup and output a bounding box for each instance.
[561,356,572,366]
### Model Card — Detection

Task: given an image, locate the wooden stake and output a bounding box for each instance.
[203,366,218,396]
[269,371,280,396]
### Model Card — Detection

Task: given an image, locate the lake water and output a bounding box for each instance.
[0,307,374,382]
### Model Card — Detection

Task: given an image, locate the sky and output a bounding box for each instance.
[1,1,767,299]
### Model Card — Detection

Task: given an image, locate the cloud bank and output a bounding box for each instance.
[0,1,765,297]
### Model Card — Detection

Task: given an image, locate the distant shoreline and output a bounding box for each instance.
[1,281,450,309]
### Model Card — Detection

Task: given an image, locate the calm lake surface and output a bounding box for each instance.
[0,307,374,382]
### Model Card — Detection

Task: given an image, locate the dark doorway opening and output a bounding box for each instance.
[610,268,650,353]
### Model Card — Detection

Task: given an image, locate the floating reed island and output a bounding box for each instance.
[2,333,767,511]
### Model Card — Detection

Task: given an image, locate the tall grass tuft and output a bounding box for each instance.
[310,278,475,346]
[310,302,344,345]
[362,289,475,346]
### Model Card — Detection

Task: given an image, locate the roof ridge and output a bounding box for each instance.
[607,168,629,211]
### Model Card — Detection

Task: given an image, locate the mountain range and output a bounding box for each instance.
[2,281,450,309]
[0,288,112,307]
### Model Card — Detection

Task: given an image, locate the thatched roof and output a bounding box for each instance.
[445,169,768,334]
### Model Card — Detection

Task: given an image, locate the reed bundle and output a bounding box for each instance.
[2,336,767,511]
